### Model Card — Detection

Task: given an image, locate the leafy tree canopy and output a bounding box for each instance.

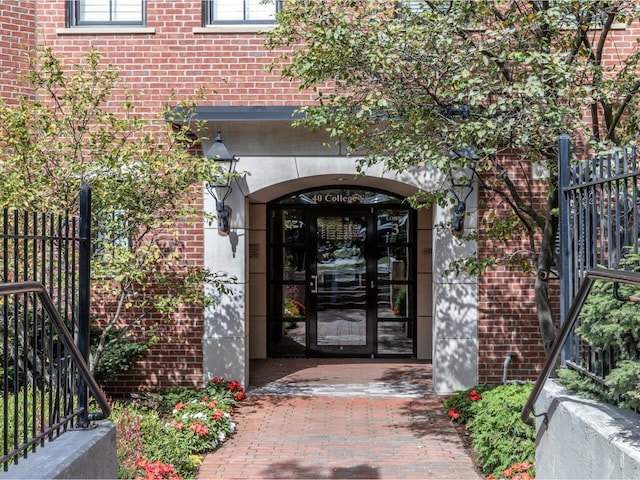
[0,47,230,376]
[266,0,640,354]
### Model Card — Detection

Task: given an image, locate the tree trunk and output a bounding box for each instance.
[536,210,558,357]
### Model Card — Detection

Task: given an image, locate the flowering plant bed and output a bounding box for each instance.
[111,377,246,480]
[442,383,535,479]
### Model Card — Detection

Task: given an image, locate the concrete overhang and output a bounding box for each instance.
[186,105,303,122]
[168,105,341,157]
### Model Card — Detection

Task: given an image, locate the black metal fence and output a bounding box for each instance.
[1,184,109,471]
[558,135,640,383]
[521,136,640,423]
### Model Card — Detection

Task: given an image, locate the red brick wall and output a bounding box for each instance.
[94,189,207,398]
[38,2,312,108]
[0,1,36,103]
[476,155,559,384]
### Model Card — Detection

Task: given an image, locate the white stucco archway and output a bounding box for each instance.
[191,113,477,393]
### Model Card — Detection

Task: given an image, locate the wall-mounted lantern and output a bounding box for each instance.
[449,147,478,235]
[205,131,238,236]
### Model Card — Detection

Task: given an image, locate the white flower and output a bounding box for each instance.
[218,431,226,442]
[229,422,236,432]
[224,412,231,419]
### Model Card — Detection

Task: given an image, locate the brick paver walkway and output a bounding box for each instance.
[197,359,482,479]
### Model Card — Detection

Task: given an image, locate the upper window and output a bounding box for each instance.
[66,0,146,27]
[202,0,282,25]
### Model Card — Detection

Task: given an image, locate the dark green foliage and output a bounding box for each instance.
[606,360,640,408]
[577,279,640,359]
[112,402,200,479]
[393,287,407,317]
[94,338,150,384]
[467,383,535,477]
[567,262,640,410]
[556,368,608,402]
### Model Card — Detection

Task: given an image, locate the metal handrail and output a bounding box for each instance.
[521,268,640,425]
[1,281,110,467]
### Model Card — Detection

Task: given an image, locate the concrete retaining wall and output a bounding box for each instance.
[2,422,117,479]
[535,380,640,479]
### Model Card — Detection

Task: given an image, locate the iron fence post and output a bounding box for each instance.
[558,135,572,361]
[78,183,91,426]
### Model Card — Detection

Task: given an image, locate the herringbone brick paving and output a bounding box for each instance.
[197,359,482,479]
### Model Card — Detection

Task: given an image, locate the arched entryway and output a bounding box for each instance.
[267,187,417,358]
[196,116,478,393]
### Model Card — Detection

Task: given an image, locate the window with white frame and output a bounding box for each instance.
[202,0,282,25]
[66,0,146,27]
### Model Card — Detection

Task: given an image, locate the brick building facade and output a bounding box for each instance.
[2,1,634,395]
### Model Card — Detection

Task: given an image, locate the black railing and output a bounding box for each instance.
[522,136,640,423]
[1,282,111,470]
[521,268,640,424]
[1,184,109,471]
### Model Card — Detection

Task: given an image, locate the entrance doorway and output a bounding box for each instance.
[268,188,416,357]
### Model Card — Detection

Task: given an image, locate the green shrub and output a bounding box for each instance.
[569,264,640,411]
[467,383,535,478]
[556,368,608,402]
[91,325,151,384]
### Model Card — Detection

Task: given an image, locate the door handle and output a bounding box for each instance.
[310,275,318,294]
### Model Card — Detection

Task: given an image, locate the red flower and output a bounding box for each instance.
[170,419,183,430]
[502,461,533,479]
[234,391,246,401]
[212,409,225,421]
[466,390,482,402]
[174,402,187,412]
[211,377,224,383]
[228,380,243,392]
[208,400,219,410]
[447,406,461,420]
[189,421,209,436]
[513,473,532,480]
[134,458,183,480]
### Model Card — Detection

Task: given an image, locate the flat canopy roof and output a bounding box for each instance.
[170,106,304,122]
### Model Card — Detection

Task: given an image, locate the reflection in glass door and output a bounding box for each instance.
[267,188,416,358]
[309,212,372,355]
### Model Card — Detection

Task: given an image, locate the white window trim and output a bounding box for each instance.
[57,27,155,35]
[193,25,274,34]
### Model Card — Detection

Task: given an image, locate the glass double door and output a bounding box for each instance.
[269,197,415,357]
